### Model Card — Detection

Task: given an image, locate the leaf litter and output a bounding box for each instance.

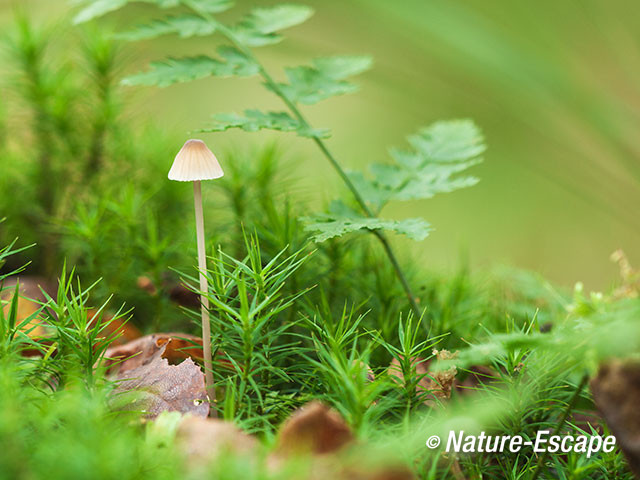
[111,342,209,418]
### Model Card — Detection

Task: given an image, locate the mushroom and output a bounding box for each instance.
[169,139,223,417]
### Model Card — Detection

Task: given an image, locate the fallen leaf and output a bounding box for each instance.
[176,415,257,465]
[104,332,203,373]
[112,344,209,418]
[269,402,415,480]
[591,361,640,475]
[275,401,353,456]
[104,332,234,375]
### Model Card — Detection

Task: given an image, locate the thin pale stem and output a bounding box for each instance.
[184,2,423,321]
[193,180,217,417]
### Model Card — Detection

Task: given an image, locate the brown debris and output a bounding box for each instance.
[388,350,458,407]
[270,401,413,479]
[168,284,200,309]
[275,401,354,456]
[429,349,458,403]
[113,344,209,418]
[591,361,640,476]
[176,416,257,465]
[137,275,200,309]
[136,276,158,296]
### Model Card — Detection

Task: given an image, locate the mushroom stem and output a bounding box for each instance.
[193,180,216,417]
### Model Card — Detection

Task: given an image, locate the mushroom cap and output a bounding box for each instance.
[168,139,224,182]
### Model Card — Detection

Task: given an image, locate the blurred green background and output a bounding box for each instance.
[1,0,638,290]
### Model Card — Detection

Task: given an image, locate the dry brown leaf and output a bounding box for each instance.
[176,416,257,466]
[275,401,353,456]
[113,344,209,418]
[591,361,640,476]
[104,332,236,376]
[269,402,414,480]
[104,332,204,373]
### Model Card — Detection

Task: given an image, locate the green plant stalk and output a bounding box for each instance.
[184,1,422,320]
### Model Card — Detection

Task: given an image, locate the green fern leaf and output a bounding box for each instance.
[188,0,234,13]
[74,0,129,24]
[347,120,485,210]
[241,4,313,33]
[232,4,314,47]
[121,47,258,87]
[303,213,432,242]
[231,27,281,47]
[371,160,481,202]
[198,109,330,138]
[117,15,216,41]
[269,55,372,104]
[312,56,373,79]
[74,0,231,24]
[346,171,393,210]
[406,119,486,163]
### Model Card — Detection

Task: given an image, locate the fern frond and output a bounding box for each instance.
[121,47,258,87]
[117,15,216,40]
[198,109,330,138]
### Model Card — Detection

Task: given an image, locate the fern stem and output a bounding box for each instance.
[372,230,422,318]
[185,2,423,320]
[260,73,422,319]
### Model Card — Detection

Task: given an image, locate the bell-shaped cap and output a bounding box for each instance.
[168,139,224,182]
